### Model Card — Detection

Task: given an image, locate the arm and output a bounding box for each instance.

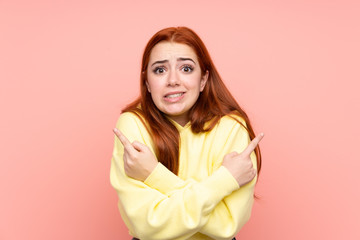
[136,115,261,239]
[110,112,240,240]
[198,116,259,239]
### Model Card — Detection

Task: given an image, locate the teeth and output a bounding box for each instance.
[166,93,183,98]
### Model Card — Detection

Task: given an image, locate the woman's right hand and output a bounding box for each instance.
[222,133,264,187]
[113,128,158,182]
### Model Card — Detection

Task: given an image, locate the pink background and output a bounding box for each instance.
[1,0,359,239]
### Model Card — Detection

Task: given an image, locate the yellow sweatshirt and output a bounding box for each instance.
[110,112,257,240]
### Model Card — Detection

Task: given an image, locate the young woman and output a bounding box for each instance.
[110,26,263,240]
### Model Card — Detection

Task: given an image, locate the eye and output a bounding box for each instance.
[182,65,194,73]
[153,67,166,74]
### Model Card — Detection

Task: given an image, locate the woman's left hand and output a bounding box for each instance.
[113,128,158,181]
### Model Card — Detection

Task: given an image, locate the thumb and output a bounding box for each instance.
[226,151,238,158]
[132,141,148,152]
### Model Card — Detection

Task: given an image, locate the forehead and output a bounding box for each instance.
[149,41,198,62]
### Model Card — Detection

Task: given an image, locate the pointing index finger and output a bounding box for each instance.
[241,133,264,157]
[113,128,134,151]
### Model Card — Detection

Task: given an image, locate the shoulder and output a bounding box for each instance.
[217,112,247,130]
[115,111,148,131]
[115,111,154,145]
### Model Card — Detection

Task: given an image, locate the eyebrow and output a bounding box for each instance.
[151,57,196,67]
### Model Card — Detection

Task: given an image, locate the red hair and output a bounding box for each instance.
[122,26,262,178]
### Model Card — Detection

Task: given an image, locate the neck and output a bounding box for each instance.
[167,115,189,127]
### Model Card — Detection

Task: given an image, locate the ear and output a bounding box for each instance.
[200,70,209,92]
[145,81,151,93]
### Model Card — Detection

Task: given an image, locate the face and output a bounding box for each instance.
[146,41,209,126]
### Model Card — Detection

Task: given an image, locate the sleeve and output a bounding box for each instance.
[109,112,240,240]
[198,116,257,240]
[141,115,258,240]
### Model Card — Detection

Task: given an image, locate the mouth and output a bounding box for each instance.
[165,92,185,98]
[164,92,186,102]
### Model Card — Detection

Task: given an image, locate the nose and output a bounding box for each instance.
[167,69,180,86]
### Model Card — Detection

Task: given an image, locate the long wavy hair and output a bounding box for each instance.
[122,26,262,178]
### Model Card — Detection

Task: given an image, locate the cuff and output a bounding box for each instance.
[144,163,185,194]
[199,166,240,203]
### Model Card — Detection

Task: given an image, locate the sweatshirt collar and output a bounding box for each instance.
[166,117,191,132]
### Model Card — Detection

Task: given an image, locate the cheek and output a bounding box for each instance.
[147,81,163,98]
[146,76,156,91]
[186,77,203,91]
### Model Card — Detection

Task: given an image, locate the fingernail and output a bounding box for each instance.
[260,132,264,137]
[113,128,119,133]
